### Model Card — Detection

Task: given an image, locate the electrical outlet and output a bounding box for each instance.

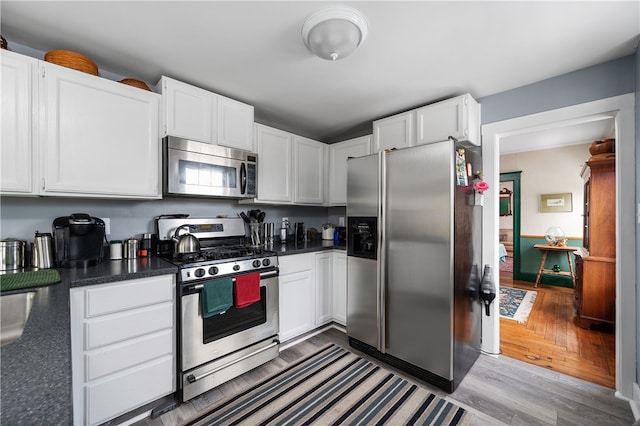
[339,216,345,226]
[103,218,111,235]
[282,217,288,225]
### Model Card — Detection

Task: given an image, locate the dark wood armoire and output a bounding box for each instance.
[574,153,615,328]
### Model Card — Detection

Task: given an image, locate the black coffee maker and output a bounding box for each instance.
[53,213,106,268]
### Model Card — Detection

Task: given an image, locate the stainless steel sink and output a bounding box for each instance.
[1,292,35,347]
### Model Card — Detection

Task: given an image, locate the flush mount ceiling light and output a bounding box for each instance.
[302,6,369,61]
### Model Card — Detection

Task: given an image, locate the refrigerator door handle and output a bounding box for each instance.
[378,151,387,354]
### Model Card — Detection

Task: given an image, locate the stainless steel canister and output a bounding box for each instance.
[32,231,55,269]
[262,222,275,245]
[1,238,26,271]
[123,238,139,259]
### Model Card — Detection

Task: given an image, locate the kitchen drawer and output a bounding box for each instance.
[279,252,314,275]
[84,275,174,317]
[85,356,174,426]
[85,303,173,350]
[85,329,173,381]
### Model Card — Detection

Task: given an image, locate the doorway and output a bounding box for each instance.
[481,94,636,399]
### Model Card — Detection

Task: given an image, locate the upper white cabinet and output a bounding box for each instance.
[1,50,38,195]
[328,135,371,205]
[40,61,161,198]
[249,124,325,205]
[294,136,325,205]
[255,123,293,203]
[157,76,254,151]
[373,111,415,153]
[372,94,481,152]
[157,76,216,143]
[415,94,480,146]
[217,94,255,151]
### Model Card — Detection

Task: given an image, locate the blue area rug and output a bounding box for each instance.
[500,287,537,323]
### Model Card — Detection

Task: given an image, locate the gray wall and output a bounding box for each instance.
[478,55,636,124]
[0,197,330,242]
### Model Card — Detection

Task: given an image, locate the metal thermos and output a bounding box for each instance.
[123,238,139,259]
[32,231,54,269]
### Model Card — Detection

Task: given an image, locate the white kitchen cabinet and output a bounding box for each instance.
[157,76,216,143]
[255,123,293,203]
[40,61,161,198]
[0,50,38,195]
[217,94,255,151]
[157,76,254,151]
[278,253,315,341]
[70,274,176,426]
[294,136,325,205]
[328,135,371,205]
[315,252,333,325]
[373,111,415,153]
[332,252,347,325]
[415,94,480,146]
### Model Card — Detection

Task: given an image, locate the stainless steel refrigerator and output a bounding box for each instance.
[346,140,482,392]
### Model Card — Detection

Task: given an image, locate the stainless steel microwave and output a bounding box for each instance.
[163,136,257,198]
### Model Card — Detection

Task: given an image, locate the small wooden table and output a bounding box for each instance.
[533,244,578,288]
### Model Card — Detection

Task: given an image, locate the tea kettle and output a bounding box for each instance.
[173,225,200,254]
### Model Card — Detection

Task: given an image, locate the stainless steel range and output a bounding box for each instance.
[156,216,279,402]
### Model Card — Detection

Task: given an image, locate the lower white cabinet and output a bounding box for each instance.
[332,252,347,325]
[279,251,347,342]
[70,275,176,426]
[278,253,315,341]
[315,252,333,325]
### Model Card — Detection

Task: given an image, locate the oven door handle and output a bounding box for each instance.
[192,270,279,290]
[186,339,280,384]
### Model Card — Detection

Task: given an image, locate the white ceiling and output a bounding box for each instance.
[1,1,638,145]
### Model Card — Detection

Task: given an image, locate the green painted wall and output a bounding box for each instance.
[518,237,583,287]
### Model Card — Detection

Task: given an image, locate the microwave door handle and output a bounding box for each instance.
[240,162,247,194]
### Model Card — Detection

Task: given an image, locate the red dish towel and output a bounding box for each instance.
[234,272,261,308]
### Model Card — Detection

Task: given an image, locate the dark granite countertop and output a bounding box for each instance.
[0,257,178,425]
[273,239,346,256]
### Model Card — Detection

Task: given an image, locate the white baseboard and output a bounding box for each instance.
[279,323,346,350]
[630,382,640,425]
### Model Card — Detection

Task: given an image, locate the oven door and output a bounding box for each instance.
[180,269,279,372]
[164,137,256,198]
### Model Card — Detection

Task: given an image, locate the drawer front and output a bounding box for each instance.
[85,329,173,381]
[279,252,314,275]
[85,357,174,425]
[85,275,174,318]
[85,303,173,350]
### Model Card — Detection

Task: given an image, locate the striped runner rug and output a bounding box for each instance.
[181,344,472,426]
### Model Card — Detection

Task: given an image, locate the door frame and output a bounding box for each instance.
[499,172,521,280]
[480,94,636,400]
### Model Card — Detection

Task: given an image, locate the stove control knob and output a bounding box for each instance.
[194,268,206,278]
[208,266,219,276]
[252,260,261,268]
[262,259,271,267]
[233,264,240,272]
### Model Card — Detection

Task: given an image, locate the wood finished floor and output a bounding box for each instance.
[135,328,632,426]
[499,269,616,389]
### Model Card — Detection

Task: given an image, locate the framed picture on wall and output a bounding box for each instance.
[539,192,573,212]
[499,188,512,216]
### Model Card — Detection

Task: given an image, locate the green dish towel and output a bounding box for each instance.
[201,277,233,318]
[1,270,61,292]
